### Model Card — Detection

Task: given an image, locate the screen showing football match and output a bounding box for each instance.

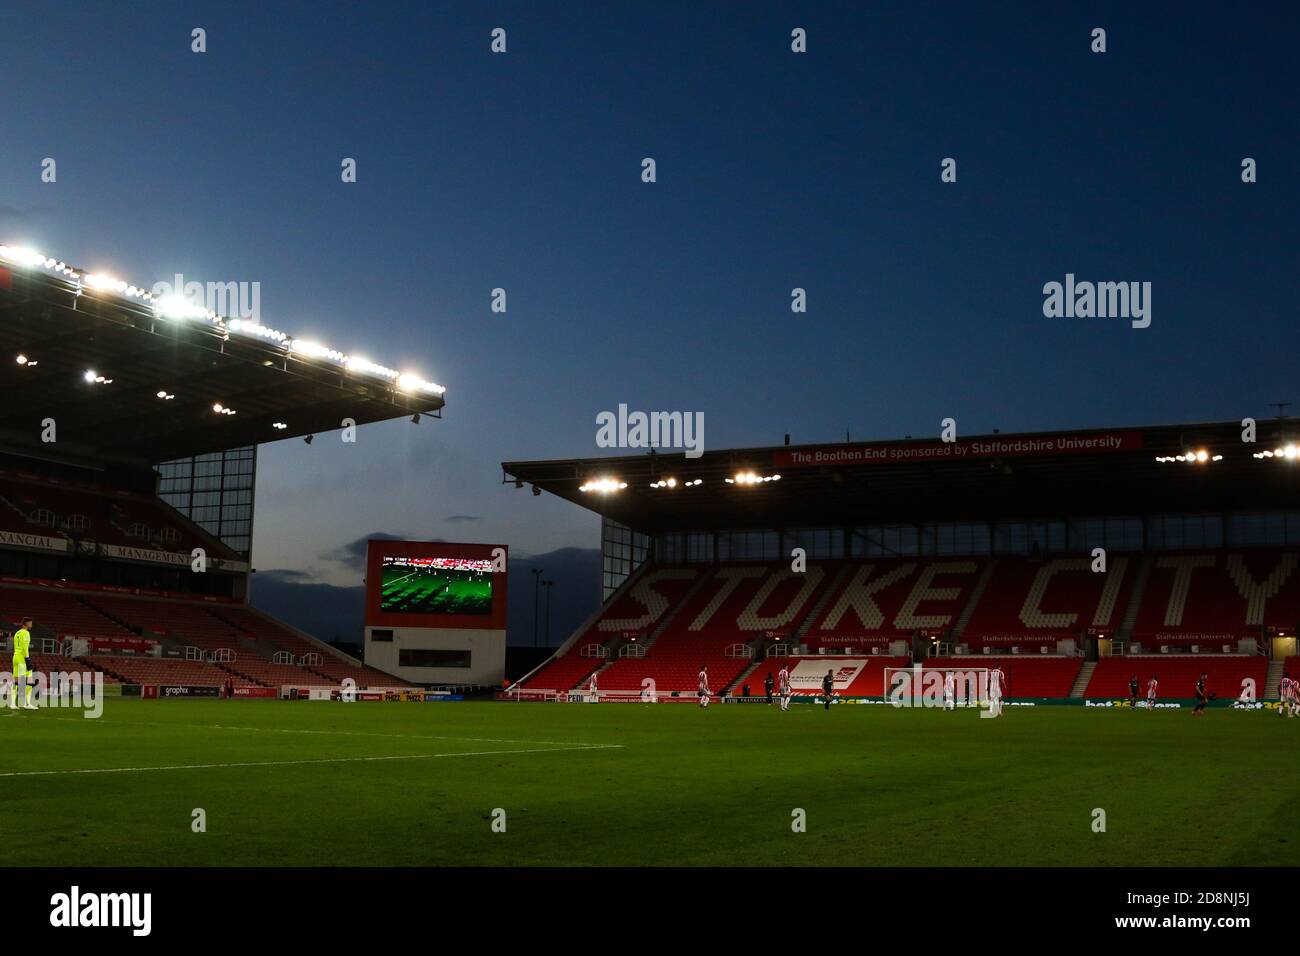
[379,555,495,616]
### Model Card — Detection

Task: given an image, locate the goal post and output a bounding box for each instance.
[883,665,990,708]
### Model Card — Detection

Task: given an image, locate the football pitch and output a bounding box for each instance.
[6,699,1296,867]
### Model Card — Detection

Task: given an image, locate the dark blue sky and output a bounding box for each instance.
[3,1,1296,589]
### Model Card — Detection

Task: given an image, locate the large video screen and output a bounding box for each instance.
[379,556,495,616]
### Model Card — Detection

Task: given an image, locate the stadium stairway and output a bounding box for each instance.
[724,656,766,696]
[1069,661,1096,697]
[1113,555,1152,644]
[583,570,717,692]
[791,563,854,647]
[200,606,263,652]
[1264,659,1284,700]
[719,633,777,696]
[514,564,699,693]
[637,569,715,652]
[721,567,847,695]
[78,596,144,636]
[581,567,718,691]
[950,559,997,644]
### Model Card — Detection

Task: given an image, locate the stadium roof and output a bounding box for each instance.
[503,420,1300,532]
[0,246,445,466]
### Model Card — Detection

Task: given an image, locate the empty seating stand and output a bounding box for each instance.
[598,564,836,693]
[519,566,703,691]
[0,581,399,690]
[962,556,1135,651]
[805,559,982,649]
[1085,656,1267,700]
[0,470,239,560]
[1128,551,1299,649]
[921,656,1082,698]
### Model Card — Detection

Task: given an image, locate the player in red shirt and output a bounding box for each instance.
[1146,675,1158,710]
[698,666,711,709]
[777,664,791,712]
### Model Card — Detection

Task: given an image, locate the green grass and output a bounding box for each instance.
[5,699,1297,866]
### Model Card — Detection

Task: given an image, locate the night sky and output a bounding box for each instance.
[3,2,1296,636]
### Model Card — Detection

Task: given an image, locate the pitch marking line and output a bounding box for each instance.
[44,715,613,749]
[0,742,623,778]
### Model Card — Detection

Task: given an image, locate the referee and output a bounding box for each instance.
[822,669,834,710]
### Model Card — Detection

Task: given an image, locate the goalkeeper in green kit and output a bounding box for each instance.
[10,617,35,710]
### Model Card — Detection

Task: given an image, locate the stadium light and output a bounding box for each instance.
[228,318,288,343]
[156,390,175,400]
[1155,450,1217,465]
[1258,443,1299,461]
[212,403,237,416]
[84,273,153,304]
[579,478,627,493]
[0,246,82,281]
[0,246,49,268]
[650,477,704,489]
[726,471,781,485]
[83,370,112,385]
[272,422,288,430]
[15,354,36,367]
[1,246,447,399]
[397,372,447,397]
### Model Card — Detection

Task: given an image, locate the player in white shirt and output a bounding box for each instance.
[1146,675,1158,710]
[1280,672,1295,718]
[698,666,711,709]
[943,670,956,711]
[777,664,791,712]
[987,665,1006,717]
[587,672,599,704]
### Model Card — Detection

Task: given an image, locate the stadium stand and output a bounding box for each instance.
[0,580,403,689]
[922,656,1083,698]
[520,566,702,692]
[1127,550,1299,648]
[81,594,248,652]
[224,658,332,687]
[596,564,836,693]
[86,655,259,688]
[1084,655,1268,700]
[0,584,134,639]
[0,471,239,559]
[516,548,1294,699]
[804,559,981,648]
[961,556,1135,651]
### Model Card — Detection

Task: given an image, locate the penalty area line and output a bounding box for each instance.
[0,742,623,778]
